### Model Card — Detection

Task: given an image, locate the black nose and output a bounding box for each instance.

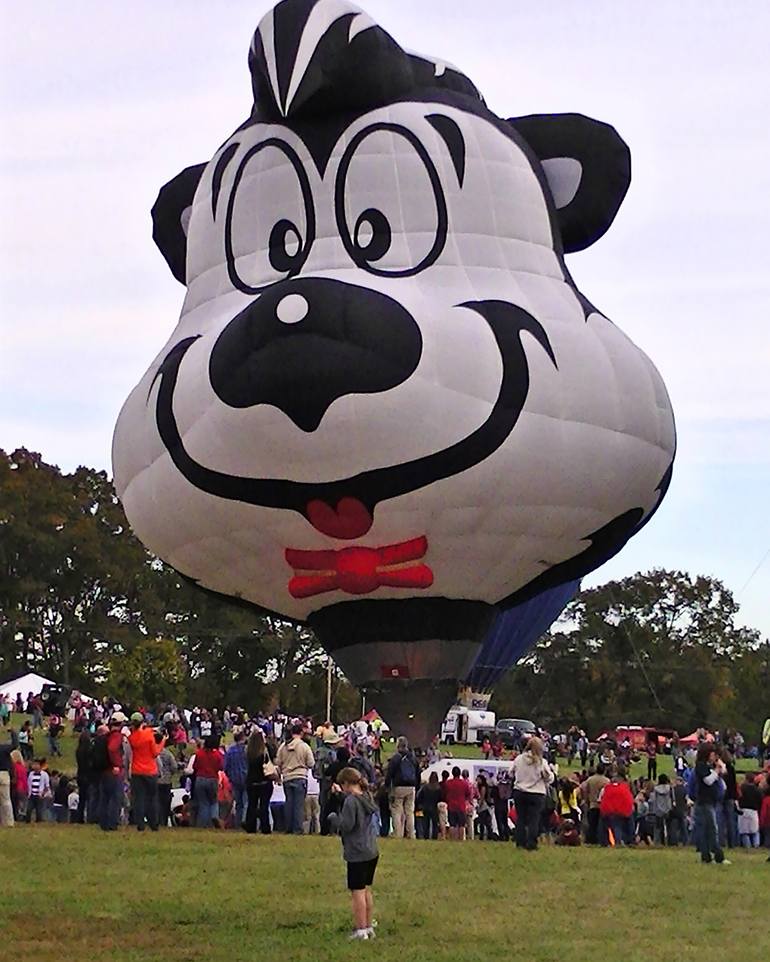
[209,277,423,432]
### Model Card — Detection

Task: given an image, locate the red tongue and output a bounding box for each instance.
[306,497,373,539]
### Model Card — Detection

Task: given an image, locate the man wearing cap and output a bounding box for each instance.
[316,728,343,824]
[128,711,166,831]
[99,711,127,831]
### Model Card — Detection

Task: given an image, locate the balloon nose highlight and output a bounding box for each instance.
[276,293,309,325]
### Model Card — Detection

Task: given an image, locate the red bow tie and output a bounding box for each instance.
[285,535,433,599]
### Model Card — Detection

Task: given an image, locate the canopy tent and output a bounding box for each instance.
[0,672,58,701]
[680,730,714,747]
[360,708,390,732]
[0,672,98,706]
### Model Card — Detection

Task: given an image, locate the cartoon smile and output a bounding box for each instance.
[152,282,556,540]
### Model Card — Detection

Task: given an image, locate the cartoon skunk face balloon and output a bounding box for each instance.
[113,0,676,744]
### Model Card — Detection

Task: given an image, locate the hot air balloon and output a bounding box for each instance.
[113,0,676,746]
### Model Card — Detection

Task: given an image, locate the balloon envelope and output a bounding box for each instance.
[465,580,580,694]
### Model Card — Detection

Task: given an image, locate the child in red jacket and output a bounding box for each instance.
[599,773,635,846]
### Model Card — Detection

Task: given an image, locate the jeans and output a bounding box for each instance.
[194,777,218,827]
[26,796,47,823]
[99,772,123,831]
[477,809,493,840]
[378,795,391,837]
[422,808,439,839]
[513,790,545,850]
[601,815,633,846]
[87,780,101,824]
[131,774,159,830]
[48,735,62,757]
[586,808,601,844]
[722,799,738,847]
[283,778,307,834]
[244,781,273,834]
[694,802,724,863]
[231,784,248,827]
[667,810,687,845]
[390,786,416,839]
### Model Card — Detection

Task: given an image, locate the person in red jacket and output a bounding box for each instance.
[99,713,127,831]
[599,771,635,846]
[128,712,166,832]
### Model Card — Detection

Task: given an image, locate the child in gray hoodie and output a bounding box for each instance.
[328,766,380,941]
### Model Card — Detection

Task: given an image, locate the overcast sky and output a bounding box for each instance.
[2,1,768,636]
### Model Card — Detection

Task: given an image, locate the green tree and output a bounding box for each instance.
[104,635,187,708]
[491,569,763,737]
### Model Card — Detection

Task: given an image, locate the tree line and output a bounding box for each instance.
[1,448,767,739]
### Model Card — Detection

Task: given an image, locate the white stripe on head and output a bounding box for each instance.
[284,0,367,114]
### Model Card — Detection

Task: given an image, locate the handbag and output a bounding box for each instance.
[263,754,278,780]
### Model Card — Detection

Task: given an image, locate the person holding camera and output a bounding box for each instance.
[127,711,166,832]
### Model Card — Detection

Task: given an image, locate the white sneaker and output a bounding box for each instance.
[365,927,377,939]
[716,859,732,865]
[349,930,370,940]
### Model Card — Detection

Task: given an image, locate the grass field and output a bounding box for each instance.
[3,826,768,962]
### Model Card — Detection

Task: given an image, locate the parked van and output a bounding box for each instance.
[441,706,496,745]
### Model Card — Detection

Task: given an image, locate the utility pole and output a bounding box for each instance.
[325,655,333,723]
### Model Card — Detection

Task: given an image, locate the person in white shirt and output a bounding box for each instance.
[511,736,554,850]
[68,787,80,822]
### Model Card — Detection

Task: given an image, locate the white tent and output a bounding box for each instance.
[0,672,58,701]
[0,672,98,706]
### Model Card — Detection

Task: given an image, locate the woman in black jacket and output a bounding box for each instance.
[243,729,275,834]
[75,731,93,824]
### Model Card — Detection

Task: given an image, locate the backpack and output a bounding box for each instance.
[397,752,417,786]
[313,743,334,779]
[90,733,111,773]
[350,756,372,780]
[368,809,382,840]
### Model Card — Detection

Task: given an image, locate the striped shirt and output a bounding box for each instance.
[28,770,50,798]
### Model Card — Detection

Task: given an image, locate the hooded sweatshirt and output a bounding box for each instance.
[329,791,379,863]
[276,736,315,782]
[652,783,673,816]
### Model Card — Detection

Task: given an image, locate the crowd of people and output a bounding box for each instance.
[1,690,769,868]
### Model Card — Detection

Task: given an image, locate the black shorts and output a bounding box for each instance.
[347,857,378,891]
[448,810,466,828]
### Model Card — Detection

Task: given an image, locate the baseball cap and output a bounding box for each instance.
[323,730,343,745]
[130,711,144,724]
[111,711,128,724]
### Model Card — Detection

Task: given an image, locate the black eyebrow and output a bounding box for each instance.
[211,143,239,219]
[426,114,465,187]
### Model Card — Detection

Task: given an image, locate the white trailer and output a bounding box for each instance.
[441,706,496,744]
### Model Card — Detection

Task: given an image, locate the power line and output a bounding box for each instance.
[738,545,770,594]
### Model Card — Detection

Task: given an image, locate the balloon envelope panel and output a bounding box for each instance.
[465,580,580,693]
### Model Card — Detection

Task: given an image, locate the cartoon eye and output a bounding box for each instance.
[335,123,448,277]
[225,139,315,294]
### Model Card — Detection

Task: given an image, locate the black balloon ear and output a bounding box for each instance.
[509,113,631,253]
[151,163,206,284]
